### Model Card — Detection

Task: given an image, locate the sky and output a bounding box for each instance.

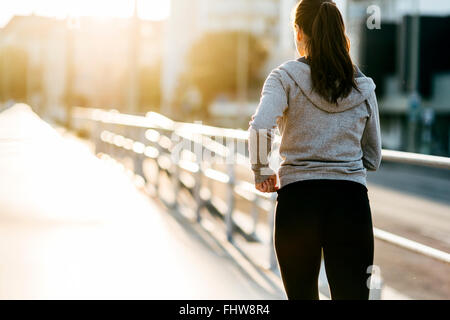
[0,0,171,27]
[1,0,450,29]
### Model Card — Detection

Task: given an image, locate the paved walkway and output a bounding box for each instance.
[0,105,283,299]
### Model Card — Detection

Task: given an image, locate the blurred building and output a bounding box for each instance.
[0,15,66,118]
[0,15,164,121]
[345,0,450,156]
[69,17,163,109]
[161,0,298,116]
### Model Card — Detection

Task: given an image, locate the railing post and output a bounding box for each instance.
[108,123,116,158]
[133,153,144,179]
[171,132,180,210]
[193,131,203,223]
[154,131,164,196]
[118,125,127,159]
[93,121,102,155]
[226,142,236,242]
[133,128,146,182]
[268,192,278,271]
[250,196,260,238]
[194,164,202,222]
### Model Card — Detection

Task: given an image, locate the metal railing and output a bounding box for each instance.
[72,107,450,298]
[73,107,280,266]
[381,149,450,170]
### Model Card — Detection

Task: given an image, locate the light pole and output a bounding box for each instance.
[128,0,141,114]
[65,16,78,129]
[407,0,421,153]
[237,31,249,115]
[236,0,250,119]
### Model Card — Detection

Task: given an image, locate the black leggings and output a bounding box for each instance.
[274,179,374,300]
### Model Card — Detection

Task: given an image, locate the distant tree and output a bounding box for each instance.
[72,94,90,108]
[0,46,29,102]
[139,63,162,113]
[181,31,268,120]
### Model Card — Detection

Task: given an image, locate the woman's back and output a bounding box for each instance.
[251,58,382,189]
[251,0,380,301]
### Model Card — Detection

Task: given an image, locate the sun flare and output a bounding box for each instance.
[0,0,171,27]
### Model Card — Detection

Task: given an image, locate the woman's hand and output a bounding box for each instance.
[255,174,279,193]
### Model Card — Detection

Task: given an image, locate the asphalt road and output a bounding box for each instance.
[366,164,450,299]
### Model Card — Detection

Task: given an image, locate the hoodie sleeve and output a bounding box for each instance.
[248,69,288,184]
[361,92,382,171]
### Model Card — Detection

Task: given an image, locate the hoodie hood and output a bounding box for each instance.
[279,60,376,113]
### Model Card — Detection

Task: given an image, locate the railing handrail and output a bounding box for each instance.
[74,107,249,139]
[381,149,450,170]
[72,107,450,267]
[74,107,450,170]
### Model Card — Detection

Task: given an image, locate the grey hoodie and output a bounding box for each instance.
[248,59,382,189]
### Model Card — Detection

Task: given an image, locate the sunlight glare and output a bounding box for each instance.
[0,0,170,27]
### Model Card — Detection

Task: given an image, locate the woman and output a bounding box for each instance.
[248,0,382,300]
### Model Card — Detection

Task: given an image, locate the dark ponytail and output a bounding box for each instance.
[295,0,358,104]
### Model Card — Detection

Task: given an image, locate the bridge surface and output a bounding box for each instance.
[0,105,448,300]
[0,105,285,299]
